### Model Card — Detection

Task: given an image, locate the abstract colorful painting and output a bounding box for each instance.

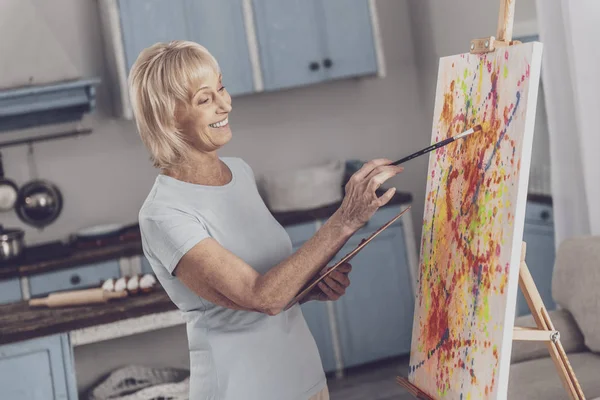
[408,42,543,399]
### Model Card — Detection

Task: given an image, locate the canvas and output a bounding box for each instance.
[408,42,543,399]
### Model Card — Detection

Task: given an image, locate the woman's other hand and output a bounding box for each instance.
[338,159,403,232]
[305,263,352,302]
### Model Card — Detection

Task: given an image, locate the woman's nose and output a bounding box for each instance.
[216,94,232,113]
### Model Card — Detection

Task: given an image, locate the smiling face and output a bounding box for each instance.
[175,71,233,154]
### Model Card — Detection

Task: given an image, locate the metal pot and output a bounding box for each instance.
[15,180,63,228]
[0,224,25,262]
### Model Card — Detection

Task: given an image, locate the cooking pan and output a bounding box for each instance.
[15,180,63,228]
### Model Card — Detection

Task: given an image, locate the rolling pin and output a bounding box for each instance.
[29,288,128,308]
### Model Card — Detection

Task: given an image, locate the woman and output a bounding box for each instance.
[131,41,404,400]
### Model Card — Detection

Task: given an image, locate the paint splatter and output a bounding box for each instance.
[408,43,541,399]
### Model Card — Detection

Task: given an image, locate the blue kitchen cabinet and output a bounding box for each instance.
[252,0,379,90]
[299,300,337,373]
[283,203,415,372]
[333,220,414,368]
[251,0,326,90]
[0,334,77,400]
[29,260,121,297]
[318,0,378,80]
[516,202,556,316]
[0,277,22,304]
[117,0,254,96]
[285,221,338,372]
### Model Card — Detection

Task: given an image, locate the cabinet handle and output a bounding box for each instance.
[540,210,550,221]
[309,61,320,71]
[323,58,333,68]
[70,274,81,285]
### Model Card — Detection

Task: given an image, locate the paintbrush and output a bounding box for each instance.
[391,124,483,166]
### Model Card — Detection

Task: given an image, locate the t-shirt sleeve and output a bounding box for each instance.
[139,208,210,275]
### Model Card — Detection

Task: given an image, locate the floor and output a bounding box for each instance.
[327,356,415,400]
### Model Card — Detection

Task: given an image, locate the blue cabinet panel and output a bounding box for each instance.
[183,0,254,95]
[0,278,22,304]
[118,0,188,71]
[300,300,337,373]
[251,0,326,90]
[118,0,253,96]
[29,260,121,297]
[0,334,76,400]
[334,226,414,368]
[318,0,378,80]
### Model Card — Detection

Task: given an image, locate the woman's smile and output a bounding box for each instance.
[209,117,229,129]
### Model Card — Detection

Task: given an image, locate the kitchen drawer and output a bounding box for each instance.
[525,202,553,226]
[0,278,22,304]
[29,260,121,297]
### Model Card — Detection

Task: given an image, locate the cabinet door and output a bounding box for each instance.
[118,0,188,71]
[517,223,556,316]
[0,334,76,400]
[251,0,326,90]
[118,0,254,96]
[285,222,337,372]
[299,300,337,373]
[333,225,415,368]
[183,0,254,95]
[318,0,378,80]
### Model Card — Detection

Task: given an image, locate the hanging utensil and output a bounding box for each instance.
[15,179,63,228]
[15,144,63,228]
[0,152,18,212]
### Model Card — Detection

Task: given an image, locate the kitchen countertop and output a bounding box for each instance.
[0,289,176,346]
[0,190,413,281]
[271,190,413,226]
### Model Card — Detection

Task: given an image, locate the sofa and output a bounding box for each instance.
[508,236,600,399]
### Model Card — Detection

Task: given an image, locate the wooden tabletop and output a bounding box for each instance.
[0,289,177,346]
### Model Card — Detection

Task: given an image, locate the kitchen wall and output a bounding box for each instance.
[1,0,428,250]
[1,0,429,392]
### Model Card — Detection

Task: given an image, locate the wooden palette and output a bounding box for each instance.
[284,206,411,310]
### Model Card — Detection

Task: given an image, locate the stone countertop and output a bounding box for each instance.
[271,190,413,226]
[0,289,176,346]
[0,190,413,281]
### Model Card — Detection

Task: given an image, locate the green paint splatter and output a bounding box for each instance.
[504,65,509,78]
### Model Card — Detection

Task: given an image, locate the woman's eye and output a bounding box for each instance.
[218,86,226,92]
[198,98,209,105]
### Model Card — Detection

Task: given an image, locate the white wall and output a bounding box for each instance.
[1,0,428,393]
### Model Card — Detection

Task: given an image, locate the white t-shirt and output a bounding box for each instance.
[139,157,326,400]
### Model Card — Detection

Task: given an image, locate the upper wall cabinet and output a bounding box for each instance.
[252,0,381,90]
[98,0,255,118]
[98,0,384,118]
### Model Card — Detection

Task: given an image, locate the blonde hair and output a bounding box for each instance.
[128,40,221,169]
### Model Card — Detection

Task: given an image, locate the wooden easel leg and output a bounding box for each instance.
[396,376,435,400]
[517,242,586,400]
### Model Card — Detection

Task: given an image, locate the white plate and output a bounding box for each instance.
[75,223,125,238]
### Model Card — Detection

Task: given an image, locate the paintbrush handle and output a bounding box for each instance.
[392,137,454,166]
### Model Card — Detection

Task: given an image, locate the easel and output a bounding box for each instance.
[397,242,585,399]
[397,1,586,398]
